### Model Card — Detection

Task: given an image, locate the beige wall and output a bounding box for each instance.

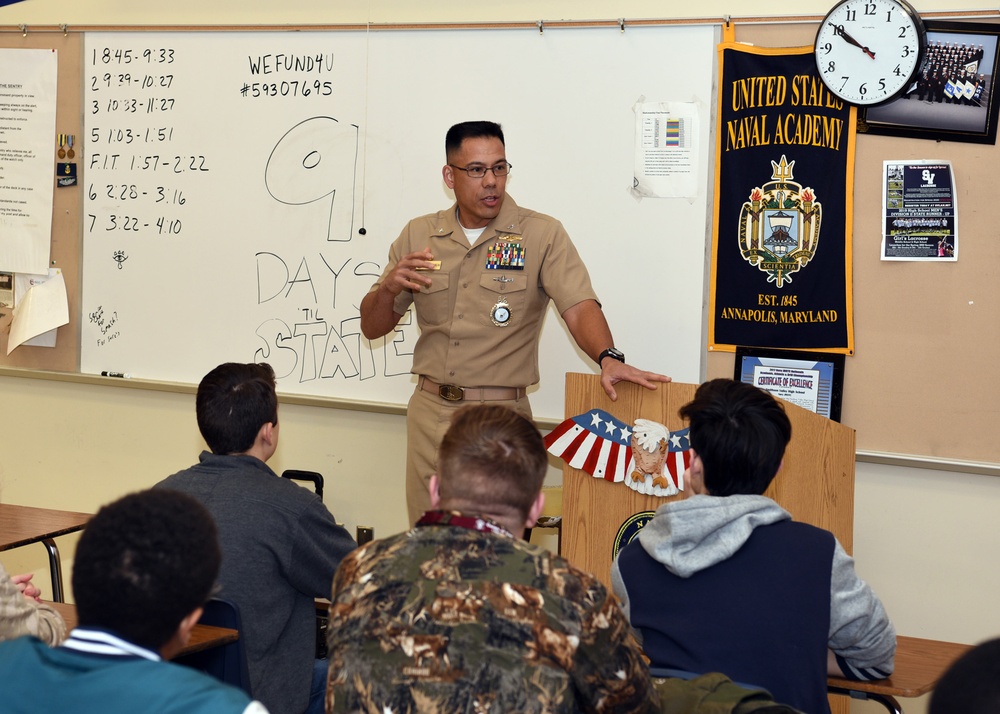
[0,373,409,538]
[2,4,999,714]
[0,0,997,24]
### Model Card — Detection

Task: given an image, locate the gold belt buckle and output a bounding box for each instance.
[438,384,465,402]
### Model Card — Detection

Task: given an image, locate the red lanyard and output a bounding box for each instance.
[415,510,513,539]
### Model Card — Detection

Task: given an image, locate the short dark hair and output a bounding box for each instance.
[196,362,278,454]
[445,121,505,160]
[437,405,547,520]
[72,489,221,651]
[678,379,791,496]
[930,638,1000,714]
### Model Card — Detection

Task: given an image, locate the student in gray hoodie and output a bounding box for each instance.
[611,379,895,714]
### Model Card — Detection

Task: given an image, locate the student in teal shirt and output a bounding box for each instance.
[0,489,268,714]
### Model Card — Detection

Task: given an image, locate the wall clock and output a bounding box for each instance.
[814,0,926,105]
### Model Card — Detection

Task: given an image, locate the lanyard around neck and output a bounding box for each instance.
[416,510,514,539]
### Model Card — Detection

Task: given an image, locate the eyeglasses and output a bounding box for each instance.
[449,162,512,178]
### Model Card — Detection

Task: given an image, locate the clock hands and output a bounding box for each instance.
[829,23,876,60]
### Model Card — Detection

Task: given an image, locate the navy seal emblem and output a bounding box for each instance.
[612,511,655,560]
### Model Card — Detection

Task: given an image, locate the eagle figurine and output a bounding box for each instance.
[544,409,689,498]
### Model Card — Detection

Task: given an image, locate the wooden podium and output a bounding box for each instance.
[559,373,857,585]
[557,374,858,714]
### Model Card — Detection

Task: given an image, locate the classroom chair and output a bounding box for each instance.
[527,485,563,553]
[281,469,324,498]
[281,468,374,547]
[281,469,373,659]
[174,597,253,696]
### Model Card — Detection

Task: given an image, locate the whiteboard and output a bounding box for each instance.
[81,27,716,419]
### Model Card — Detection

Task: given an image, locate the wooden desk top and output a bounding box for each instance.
[828,635,972,698]
[0,504,92,551]
[49,602,239,658]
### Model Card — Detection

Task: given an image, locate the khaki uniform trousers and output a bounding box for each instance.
[405,385,533,526]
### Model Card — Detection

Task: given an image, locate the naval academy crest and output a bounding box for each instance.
[738,155,821,288]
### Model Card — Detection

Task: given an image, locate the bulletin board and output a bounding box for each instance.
[705,20,1000,466]
[0,30,80,374]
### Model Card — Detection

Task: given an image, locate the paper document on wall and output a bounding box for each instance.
[7,268,67,354]
[632,100,700,199]
[881,160,957,261]
[0,271,12,308]
[0,48,58,274]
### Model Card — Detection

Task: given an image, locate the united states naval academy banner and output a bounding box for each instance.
[709,43,856,355]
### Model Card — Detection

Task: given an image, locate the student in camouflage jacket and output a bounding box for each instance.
[326,404,659,714]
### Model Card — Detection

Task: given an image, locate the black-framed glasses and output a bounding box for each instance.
[448,162,512,178]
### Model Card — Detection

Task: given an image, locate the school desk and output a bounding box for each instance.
[0,504,92,602]
[828,635,972,714]
[50,601,239,658]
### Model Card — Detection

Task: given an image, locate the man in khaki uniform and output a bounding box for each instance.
[361,120,670,525]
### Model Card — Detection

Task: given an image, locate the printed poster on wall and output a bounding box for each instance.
[0,48,57,275]
[631,100,700,199]
[882,160,957,261]
[709,44,856,354]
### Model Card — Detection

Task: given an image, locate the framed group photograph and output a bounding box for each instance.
[858,20,1000,144]
[734,346,845,422]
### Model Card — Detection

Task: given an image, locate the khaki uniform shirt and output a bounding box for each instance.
[373,196,598,388]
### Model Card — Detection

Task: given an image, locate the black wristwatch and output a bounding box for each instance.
[598,347,625,366]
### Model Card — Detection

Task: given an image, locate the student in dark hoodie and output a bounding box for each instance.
[611,379,895,714]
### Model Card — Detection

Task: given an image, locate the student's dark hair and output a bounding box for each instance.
[927,638,1000,714]
[678,378,791,496]
[437,404,546,520]
[72,489,221,651]
[196,362,278,454]
[445,121,505,159]
[930,637,1000,714]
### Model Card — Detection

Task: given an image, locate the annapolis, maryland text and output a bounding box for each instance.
[718,293,838,325]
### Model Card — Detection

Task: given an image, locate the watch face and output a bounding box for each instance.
[815,0,925,106]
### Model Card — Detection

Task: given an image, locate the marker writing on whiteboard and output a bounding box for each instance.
[101,371,131,378]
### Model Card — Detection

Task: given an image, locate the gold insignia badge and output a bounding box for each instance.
[491,296,511,327]
[738,154,821,288]
[612,511,656,560]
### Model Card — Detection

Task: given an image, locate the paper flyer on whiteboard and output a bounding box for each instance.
[632,100,699,199]
[882,160,957,261]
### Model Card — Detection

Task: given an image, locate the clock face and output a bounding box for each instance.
[814,0,925,106]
